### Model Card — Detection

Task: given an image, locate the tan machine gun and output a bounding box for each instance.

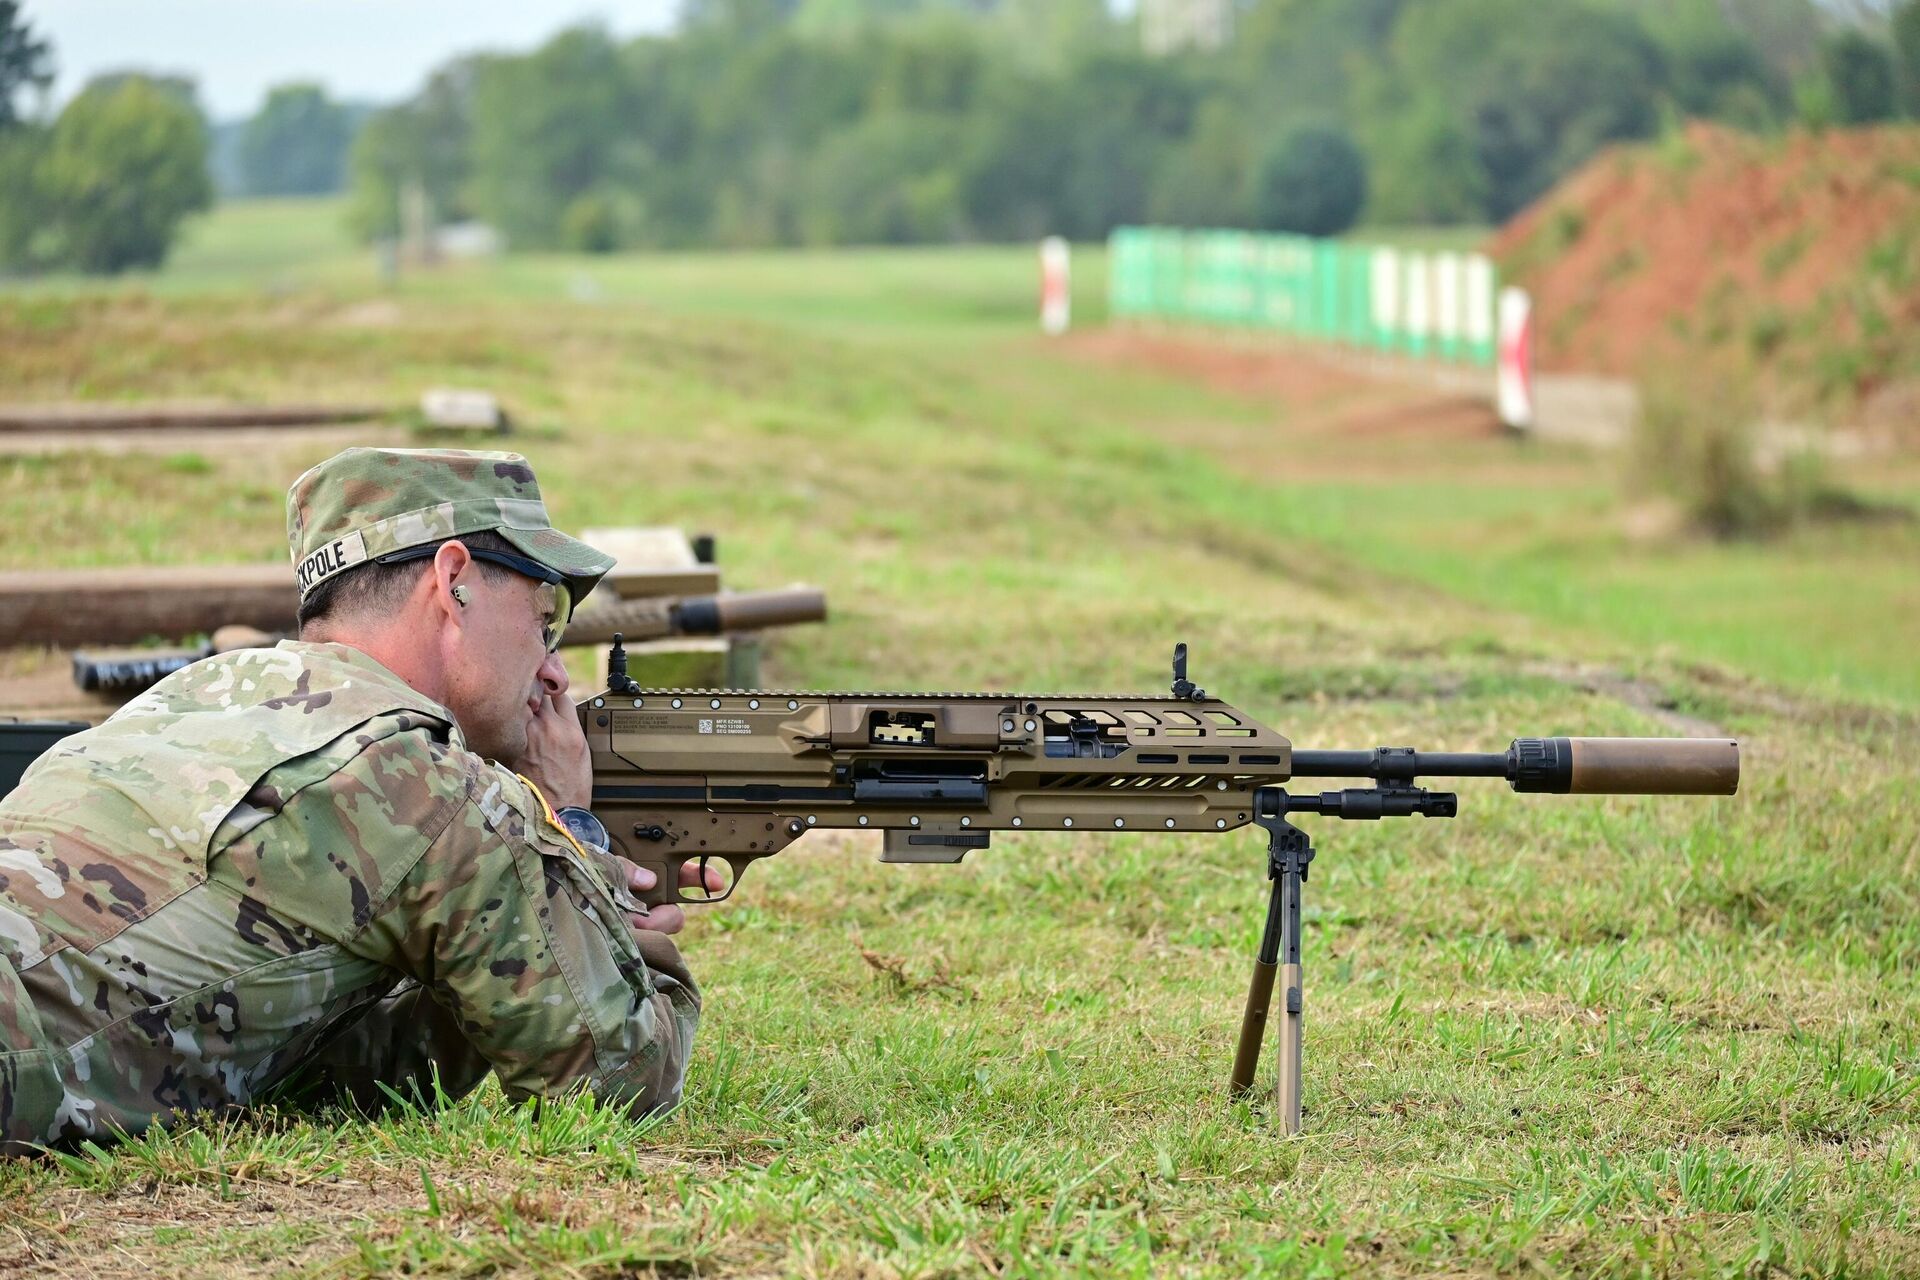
[580,640,1739,1131]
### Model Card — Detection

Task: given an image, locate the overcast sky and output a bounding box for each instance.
[29,0,682,120]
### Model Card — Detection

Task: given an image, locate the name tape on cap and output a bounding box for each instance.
[296,529,369,593]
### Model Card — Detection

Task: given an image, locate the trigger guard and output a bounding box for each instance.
[677,853,744,904]
[637,852,757,906]
[696,854,723,903]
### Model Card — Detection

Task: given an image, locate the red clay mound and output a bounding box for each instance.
[1492,123,1920,412]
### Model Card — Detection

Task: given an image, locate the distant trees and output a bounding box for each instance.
[1820,30,1900,123]
[0,71,211,274]
[1898,1,1920,113]
[1372,0,1668,221]
[0,0,52,126]
[1651,5,1790,128]
[467,27,649,249]
[9,0,1918,276]
[1896,0,1920,113]
[239,83,354,195]
[0,7,214,274]
[0,2,51,265]
[0,126,48,266]
[802,114,967,244]
[346,59,477,240]
[1252,126,1366,236]
[38,76,213,271]
[339,0,1915,251]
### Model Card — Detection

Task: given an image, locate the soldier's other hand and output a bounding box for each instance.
[518,690,592,811]
[623,861,727,936]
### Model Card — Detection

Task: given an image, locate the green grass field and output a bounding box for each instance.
[1,200,1916,1278]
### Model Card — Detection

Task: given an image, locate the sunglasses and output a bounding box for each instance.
[377,543,576,652]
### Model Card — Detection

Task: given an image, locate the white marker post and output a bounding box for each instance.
[1404,252,1432,358]
[1434,252,1462,362]
[1040,236,1071,336]
[1496,287,1535,432]
[1464,255,1496,366]
[1369,248,1401,353]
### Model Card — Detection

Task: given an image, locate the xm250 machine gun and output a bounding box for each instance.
[580,640,1739,1131]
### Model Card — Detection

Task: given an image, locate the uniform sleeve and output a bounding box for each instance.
[352,747,699,1115]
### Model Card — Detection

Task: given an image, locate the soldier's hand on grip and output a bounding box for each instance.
[621,861,728,936]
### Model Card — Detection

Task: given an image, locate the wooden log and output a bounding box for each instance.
[0,565,301,648]
[0,553,728,649]
[0,404,386,433]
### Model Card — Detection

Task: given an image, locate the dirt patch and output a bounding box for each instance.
[1330,393,1504,442]
[0,1147,707,1280]
[0,648,127,723]
[1060,328,1383,411]
[1053,328,1600,495]
[1059,329,1507,445]
[1494,123,1920,419]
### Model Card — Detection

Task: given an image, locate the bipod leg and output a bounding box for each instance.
[1228,876,1286,1099]
[1233,792,1316,1133]
[1274,836,1308,1134]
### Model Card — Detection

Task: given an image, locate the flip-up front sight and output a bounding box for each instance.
[1171,642,1206,702]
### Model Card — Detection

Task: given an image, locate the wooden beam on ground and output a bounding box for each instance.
[0,530,723,650]
[0,403,386,433]
[0,565,299,648]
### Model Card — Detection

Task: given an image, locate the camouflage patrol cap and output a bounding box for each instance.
[286,447,614,602]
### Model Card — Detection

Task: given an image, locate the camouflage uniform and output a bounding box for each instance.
[0,449,696,1152]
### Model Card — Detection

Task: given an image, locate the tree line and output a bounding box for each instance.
[0,1,210,273]
[0,4,364,273]
[4,0,1920,273]
[345,0,1920,252]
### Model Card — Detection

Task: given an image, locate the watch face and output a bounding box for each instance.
[557,806,610,851]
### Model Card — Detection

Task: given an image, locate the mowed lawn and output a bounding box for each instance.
[0,200,1915,1278]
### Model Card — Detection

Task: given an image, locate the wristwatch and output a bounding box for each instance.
[553,805,610,852]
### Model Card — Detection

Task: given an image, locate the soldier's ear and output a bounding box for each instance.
[431,541,477,624]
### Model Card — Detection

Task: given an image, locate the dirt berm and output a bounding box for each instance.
[1492,122,1920,431]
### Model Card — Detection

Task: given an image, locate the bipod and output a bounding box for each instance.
[1229,783,1456,1133]
[1229,789,1314,1132]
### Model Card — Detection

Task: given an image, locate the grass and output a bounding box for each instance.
[0,199,1916,1277]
